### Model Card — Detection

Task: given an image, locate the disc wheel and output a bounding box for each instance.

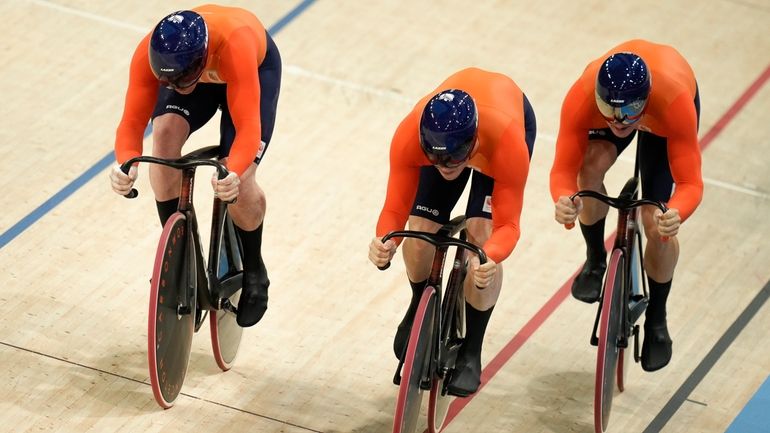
[392,287,436,433]
[594,249,625,432]
[148,213,194,409]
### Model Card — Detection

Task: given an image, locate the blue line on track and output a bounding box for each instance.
[0,1,316,250]
[725,376,770,433]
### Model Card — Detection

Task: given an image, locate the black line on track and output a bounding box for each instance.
[0,341,323,433]
[643,280,770,433]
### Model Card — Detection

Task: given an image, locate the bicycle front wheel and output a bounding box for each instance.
[393,286,436,433]
[428,267,465,433]
[148,212,195,409]
[594,249,625,432]
[210,213,244,371]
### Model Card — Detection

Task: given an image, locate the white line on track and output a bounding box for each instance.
[28,0,148,33]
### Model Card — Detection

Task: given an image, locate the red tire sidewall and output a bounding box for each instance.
[148,212,186,409]
[393,286,436,433]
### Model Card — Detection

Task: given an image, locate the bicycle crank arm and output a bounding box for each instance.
[219,298,238,314]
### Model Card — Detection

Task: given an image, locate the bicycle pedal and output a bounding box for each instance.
[220,298,238,314]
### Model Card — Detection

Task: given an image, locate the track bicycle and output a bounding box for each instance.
[120,145,245,409]
[379,215,487,433]
[570,177,667,433]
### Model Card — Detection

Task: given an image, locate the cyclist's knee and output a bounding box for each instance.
[407,215,441,233]
[241,181,266,208]
[151,114,189,155]
[578,141,616,187]
[465,217,492,246]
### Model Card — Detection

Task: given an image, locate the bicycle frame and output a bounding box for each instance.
[382,216,487,433]
[122,146,239,318]
[384,216,485,383]
[121,145,246,407]
[579,177,654,349]
[571,177,668,433]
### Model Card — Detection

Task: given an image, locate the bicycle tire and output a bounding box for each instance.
[428,257,466,433]
[210,214,244,371]
[393,286,436,433]
[148,212,195,409]
[594,249,625,433]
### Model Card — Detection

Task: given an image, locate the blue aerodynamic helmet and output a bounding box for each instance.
[595,52,651,125]
[419,89,478,167]
[149,10,209,89]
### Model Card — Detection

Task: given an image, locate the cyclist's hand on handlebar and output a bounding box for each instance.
[110,164,137,196]
[555,195,582,228]
[470,256,497,289]
[211,171,240,202]
[655,208,680,238]
[368,236,397,268]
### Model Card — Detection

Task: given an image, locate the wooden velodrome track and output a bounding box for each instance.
[1,1,769,432]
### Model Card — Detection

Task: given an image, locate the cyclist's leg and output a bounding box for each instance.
[443,170,496,396]
[638,133,677,371]
[393,166,471,358]
[446,96,536,396]
[225,33,282,327]
[572,129,634,303]
[150,84,222,225]
[638,87,699,371]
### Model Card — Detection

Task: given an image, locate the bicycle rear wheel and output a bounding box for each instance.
[148,213,195,409]
[393,286,436,433]
[210,213,244,371]
[594,249,625,433]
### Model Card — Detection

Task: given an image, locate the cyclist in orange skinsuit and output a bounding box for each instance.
[369,67,536,396]
[550,39,702,371]
[109,4,281,328]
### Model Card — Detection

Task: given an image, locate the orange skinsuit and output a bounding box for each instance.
[376,68,531,263]
[114,4,267,176]
[550,39,703,220]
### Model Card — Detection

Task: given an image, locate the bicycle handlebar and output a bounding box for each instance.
[569,190,668,214]
[120,155,229,199]
[377,230,487,271]
[565,190,670,241]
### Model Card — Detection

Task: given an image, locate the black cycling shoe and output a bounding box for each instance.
[393,305,417,360]
[446,352,482,397]
[641,320,673,372]
[236,271,269,327]
[571,260,606,303]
